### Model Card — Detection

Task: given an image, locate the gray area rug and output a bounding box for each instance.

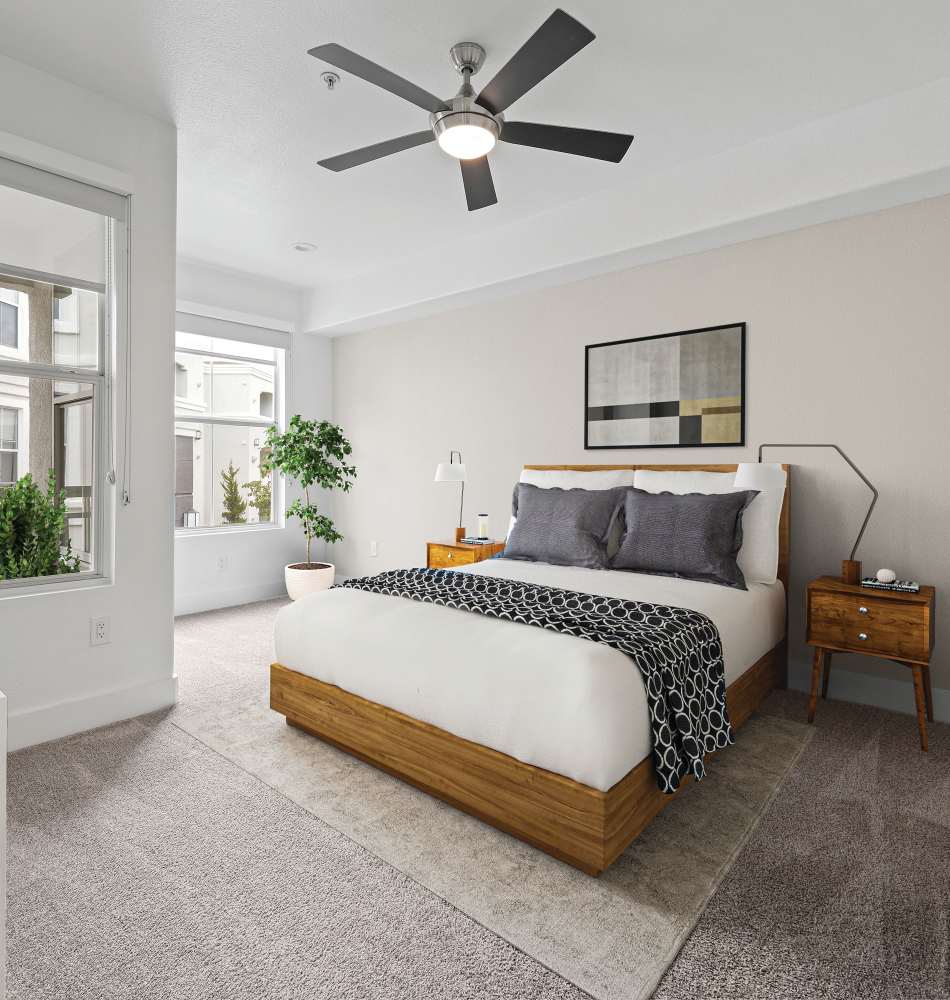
[171,599,811,1000]
[8,714,588,1000]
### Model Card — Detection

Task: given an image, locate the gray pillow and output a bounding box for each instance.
[505,483,625,569]
[610,488,759,589]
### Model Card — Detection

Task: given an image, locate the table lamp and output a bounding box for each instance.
[434,450,466,543]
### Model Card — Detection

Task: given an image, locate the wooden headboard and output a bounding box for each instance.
[523,464,791,594]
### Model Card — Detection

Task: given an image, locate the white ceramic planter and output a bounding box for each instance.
[285,561,335,600]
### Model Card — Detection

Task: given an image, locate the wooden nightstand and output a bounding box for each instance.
[806,576,936,749]
[426,539,505,570]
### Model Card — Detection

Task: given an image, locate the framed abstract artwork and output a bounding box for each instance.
[585,323,746,449]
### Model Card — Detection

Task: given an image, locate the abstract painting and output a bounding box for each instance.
[585,323,745,449]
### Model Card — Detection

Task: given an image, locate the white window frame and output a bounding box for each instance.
[174,313,288,537]
[0,152,128,598]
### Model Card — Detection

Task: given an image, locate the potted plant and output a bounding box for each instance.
[262,416,356,600]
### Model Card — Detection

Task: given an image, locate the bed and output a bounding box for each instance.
[271,463,790,875]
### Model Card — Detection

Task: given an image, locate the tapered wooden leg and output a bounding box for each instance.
[821,651,833,700]
[923,665,934,722]
[911,664,929,752]
[808,648,825,723]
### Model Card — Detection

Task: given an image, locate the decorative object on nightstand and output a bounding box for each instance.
[434,450,466,543]
[806,575,936,750]
[752,443,878,584]
[427,538,505,570]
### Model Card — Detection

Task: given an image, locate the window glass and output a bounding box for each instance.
[0,273,100,369]
[173,420,275,528]
[0,175,114,588]
[174,331,281,530]
[174,350,275,420]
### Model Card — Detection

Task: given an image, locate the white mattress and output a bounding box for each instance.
[274,559,785,792]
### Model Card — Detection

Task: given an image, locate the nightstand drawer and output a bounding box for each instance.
[808,591,929,661]
[428,544,476,569]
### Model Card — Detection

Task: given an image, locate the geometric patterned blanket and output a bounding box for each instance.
[336,568,734,793]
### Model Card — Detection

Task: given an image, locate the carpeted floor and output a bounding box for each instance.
[8,597,950,999]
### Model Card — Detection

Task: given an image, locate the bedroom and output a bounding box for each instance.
[0,2,947,998]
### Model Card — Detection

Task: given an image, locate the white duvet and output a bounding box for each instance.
[274,559,785,792]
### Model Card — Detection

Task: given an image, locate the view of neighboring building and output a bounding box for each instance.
[174,333,280,528]
[0,276,99,564]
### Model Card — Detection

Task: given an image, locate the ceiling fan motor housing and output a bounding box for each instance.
[430,98,502,146]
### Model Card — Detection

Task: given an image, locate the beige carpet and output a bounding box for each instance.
[174,598,811,1000]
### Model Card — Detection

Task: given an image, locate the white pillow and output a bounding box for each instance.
[506,469,638,540]
[633,469,786,585]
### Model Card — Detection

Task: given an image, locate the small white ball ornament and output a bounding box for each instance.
[876,568,897,584]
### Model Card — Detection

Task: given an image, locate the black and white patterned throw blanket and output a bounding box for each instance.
[337,568,733,793]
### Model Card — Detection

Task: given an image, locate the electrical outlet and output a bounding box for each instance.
[90,616,110,646]
[370,540,378,557]
[217,555,229,572]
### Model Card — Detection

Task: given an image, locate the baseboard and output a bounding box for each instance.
[174,579,287,617]
[8,674,178,751]
[789,661,949,724]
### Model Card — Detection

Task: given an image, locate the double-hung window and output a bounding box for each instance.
[0,156,126,590]
[174,329,284,530]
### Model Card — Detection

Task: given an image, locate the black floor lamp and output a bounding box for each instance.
[752,443,878,584]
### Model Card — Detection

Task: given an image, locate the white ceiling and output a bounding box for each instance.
[3,1,950,328]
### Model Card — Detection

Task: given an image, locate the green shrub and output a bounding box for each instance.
[0,471,81,580]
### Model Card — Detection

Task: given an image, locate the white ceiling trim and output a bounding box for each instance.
[302,77,950,335]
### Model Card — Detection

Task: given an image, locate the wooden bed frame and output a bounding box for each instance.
[271,464,790,875]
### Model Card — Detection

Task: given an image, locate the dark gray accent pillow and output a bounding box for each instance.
[505,483,626,569]
[610,488,759,589]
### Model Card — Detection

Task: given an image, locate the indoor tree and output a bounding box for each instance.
[262,416,356,566]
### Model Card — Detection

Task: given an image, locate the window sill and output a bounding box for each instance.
[175,522,285,539]
[0,570,110,600]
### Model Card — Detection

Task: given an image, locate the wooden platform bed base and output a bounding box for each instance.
[270,641,786,876]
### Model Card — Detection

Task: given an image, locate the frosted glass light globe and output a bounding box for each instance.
[437,124,496,160]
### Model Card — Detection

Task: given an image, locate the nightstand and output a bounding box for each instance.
[806,576,936,749]
[426,539,505,570]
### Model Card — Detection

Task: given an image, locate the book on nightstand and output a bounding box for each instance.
[860,577,920,593]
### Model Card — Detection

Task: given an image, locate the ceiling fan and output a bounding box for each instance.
[308,9,634,211]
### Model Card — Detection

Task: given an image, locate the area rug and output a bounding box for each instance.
[173,599,812,1000]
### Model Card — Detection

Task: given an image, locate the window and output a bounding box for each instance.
[0,171,123,589]
[0,406,17,484]
[0,300,17,349]
[174,331,283,529]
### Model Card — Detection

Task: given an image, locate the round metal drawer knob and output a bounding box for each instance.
[858,632,869,641]
[858,606,868,615]
[447,553,453,559]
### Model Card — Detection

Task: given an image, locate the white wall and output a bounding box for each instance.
[332,193,950,722]
[173,262,333,615]
[0,54,177,750]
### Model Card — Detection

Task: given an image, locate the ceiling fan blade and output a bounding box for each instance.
[475,9,594,116]
[460,156,497,211]
[501,121,633,162]
[309,43,449,114]
[318,131,435,172]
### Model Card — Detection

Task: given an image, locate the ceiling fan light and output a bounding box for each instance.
[437,123,497,160]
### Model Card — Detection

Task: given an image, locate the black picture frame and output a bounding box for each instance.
[584,322,746,450]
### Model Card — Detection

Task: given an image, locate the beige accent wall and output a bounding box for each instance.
[332,193,950,706]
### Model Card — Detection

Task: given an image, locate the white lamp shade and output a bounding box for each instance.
[734,462,786,492]
[434,462,466,483]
